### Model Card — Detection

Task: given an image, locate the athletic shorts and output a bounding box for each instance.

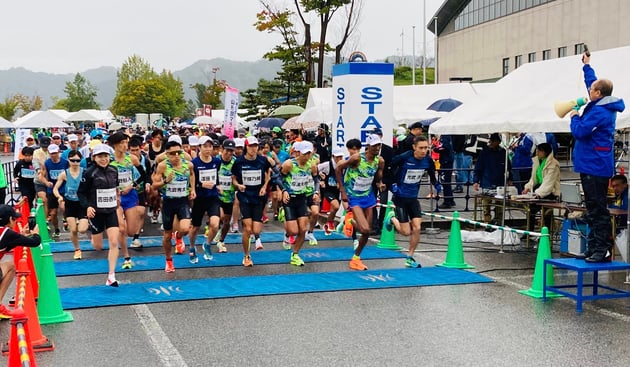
[306,194,318,208]
[120,190,139,211]
[89,211,119,235]
[137,192,148,207]
[220,201,234,216]
[348,192,377,210]
[46,193,59,210]
[392,196,422,224]
[35,183,47,193]
[240,201,265,222]
[64,199,87,219]
[191,196,221,227]
[283,194,308,221]
[321,189,340,204]
[162,197,191,231]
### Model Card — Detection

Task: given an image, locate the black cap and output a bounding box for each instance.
[39,136,51,148]
[371,128,383,136]
[409,121,423,130]
[489,133,501,142]
[212,139,220,147]
[0,205,21,226]
[222,139,236,150]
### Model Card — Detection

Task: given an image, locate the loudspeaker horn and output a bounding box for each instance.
[554,97,588,118]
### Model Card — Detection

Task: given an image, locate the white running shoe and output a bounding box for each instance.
[306,232,318,246]
[255,238,263,250]
[130,239,143,248]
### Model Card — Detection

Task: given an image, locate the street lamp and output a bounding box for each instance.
[434,17,438,84]
[211,67,220,82]
[412,26,416,85]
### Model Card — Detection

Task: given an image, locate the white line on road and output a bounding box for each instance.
[132,304,188,367]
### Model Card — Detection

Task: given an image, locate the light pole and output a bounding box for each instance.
[412,26,416,85]
[434,17,438,84]
[211,67,220,82]
[423,0,427,85]
[400,28,404,66]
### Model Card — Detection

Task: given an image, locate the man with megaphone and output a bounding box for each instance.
[570,51,625,262]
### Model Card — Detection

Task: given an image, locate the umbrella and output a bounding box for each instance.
[268,105,305,118]
[427,98,463,112]
[418,117,441,127]
[281,116,301,130]
[294,106,332,129]
[257,117,285,130]
[192,116,223,126]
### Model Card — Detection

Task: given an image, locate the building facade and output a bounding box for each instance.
[429,0,630,83]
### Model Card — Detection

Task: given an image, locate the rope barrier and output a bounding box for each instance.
[420,211,545,238]
[15,321,32,367]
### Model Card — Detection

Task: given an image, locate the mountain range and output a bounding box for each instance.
[0,58,283,109]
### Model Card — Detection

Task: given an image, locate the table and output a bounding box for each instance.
[543,258,630,312]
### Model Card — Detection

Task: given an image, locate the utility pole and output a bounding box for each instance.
[412,26,416,85]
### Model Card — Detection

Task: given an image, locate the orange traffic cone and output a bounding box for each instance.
[7,308,37,367]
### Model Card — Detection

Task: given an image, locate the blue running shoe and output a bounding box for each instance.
[405,256,421,268]
[385,212,395,232]
[189,247,199,264]
[203,243,213,261]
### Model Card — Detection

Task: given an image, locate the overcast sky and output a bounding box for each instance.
[1,0,443,74]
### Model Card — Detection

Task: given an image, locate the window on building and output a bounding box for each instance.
[528,52,536,63]
[558,47,567,58]
[574,43,586,55]
[502,58,509,76]
[542,49,551,60]
[515,55,523,69]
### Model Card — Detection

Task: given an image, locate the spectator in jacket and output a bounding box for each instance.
[473,133,512,224]
[522,143,560,232]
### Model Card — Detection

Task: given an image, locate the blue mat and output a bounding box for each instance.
[59,267,493,309]
[49,231,348,253]
[54,247,405,276]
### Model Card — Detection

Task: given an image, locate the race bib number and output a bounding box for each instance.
[49,169,64,180]
[96,188,117,208]
[199,169,217,183]
[403,169,425,184]
[218,174,232,191]
[118,170,133,188]
[290,175,310,192]
[165,180,188,198]
[242,169,262,186]
[353,176,372,192]
[21,168,36,179]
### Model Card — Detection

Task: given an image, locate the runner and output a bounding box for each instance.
[279,141,318,266]
[319,146,345,235]
[13,147,37,207]
[302,140,321,246]
[53,149,89,260]
[152,140,196,273]
[77,144,121,286]
[39,143,69,239]
[189,136,222,263]
[385,136,439,268]
[231,136,271,267]
[129,136,152,249]
[230,138,245,233]
[32,136,51,226]
[214,139,237,253]
[335,134,386,270]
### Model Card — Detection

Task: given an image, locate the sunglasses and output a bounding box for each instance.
[69,159,82,163]
[167,151,182,156]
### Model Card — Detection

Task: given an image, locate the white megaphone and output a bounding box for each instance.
[554,97,588,118]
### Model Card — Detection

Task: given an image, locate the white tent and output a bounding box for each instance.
[430,45,630,135]
[0,116,13,129]
[65,109,104,122]
[14,110,71,129]
[48,109,71,120]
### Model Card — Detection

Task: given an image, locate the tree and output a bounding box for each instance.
[190,80,225,110]
[332,0,362,64]
[0,96,20,121]
[62,73,100,111]
[14,94,44,114]
[116,54,157,92]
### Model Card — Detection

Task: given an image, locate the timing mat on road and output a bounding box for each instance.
[59,267,493,309]
[49,231,348,253]
[54,246,406,276]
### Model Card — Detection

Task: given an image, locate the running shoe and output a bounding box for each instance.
[349,257,368,271]
[202,243,213,261]
[150,216,158,224]
[216,241,227,253]
[306,232,318,246]
[273,213,278,221]
[324,221,335,236]
[290,253,305,266]
[204,225,209,237]
[122,259,133,270]
[130,239,143,249]
[262,215,269,223]
[242,255,253,267]
[174,232,185,254]
[189,248,199,264]
[0,304,14,319]
[405,256,421,268]
[105,278,119,287]
[343,212,354,237]
[255,238,263,250]
[52,228,60,239]
[289,235,296,244]
[384,212,396,232]
[165,259,175,273]
[282,236,292,250]
[278,207,285,222]
[335,221,344,233]
[73,249,82,260]
[231,223,239,233]
[63,219,69,232]
[353,239,359,251]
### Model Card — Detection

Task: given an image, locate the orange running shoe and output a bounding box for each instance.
[165,259,175,273]
[242,256,254,267]
[174,231,185,254]
[343,212,354,237]
[349,257,368,271]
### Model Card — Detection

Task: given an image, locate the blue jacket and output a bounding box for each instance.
[474,146,512,189]
[571,64,625,177]
[511,134,533,169]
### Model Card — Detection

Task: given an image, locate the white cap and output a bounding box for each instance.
[67,134,79,142]
[188,135,200,146]
[52,133,61,138]
[245,136,259,146]
[92,144,110,156]
[297,141,313,154]
[396,126,407,136]
[366,134,382,146]
[234,138,245,148]
[332,146,345,157]
[198,136,212,146]
[168,134,182,145]
[47,144,60,154]
[24,136,35,143]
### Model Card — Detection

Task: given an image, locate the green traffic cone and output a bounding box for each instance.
[35,198,52,244]
[37,242,73,324]
[519,227,562,299]
[437,211,474,269]
[377,202,403,250]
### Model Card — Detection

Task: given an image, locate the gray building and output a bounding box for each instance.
[429,0,630,83]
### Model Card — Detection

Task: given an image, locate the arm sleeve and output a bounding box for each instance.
[1,231,41,252]
[78,166,92,208]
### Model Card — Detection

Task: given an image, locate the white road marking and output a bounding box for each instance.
[132,304,188,367]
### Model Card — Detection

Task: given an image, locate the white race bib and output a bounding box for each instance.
[21,168,36,179]
[199,168,217,183]
[242,169,262,186]
[49,169,64,180]
[96,188,117,208]
[290,175,310,192]
[118,170,133,187]
[353,176,372,192]
[403,169,425,184]
[165,180,188,198]
[218,174,232,191]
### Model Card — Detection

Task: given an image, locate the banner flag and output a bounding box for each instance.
[223,86,239,139]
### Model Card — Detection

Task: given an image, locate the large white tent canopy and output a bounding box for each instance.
[0,116,13,129]
[65,109,114,122]
[14,110,71,128]
[430,45,630,135]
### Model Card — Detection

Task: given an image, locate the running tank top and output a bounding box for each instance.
[110,154,134,193]
[283,158,312,195]
[344,153,379,198]
[64,168,84,202]
[162,160,190,199]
